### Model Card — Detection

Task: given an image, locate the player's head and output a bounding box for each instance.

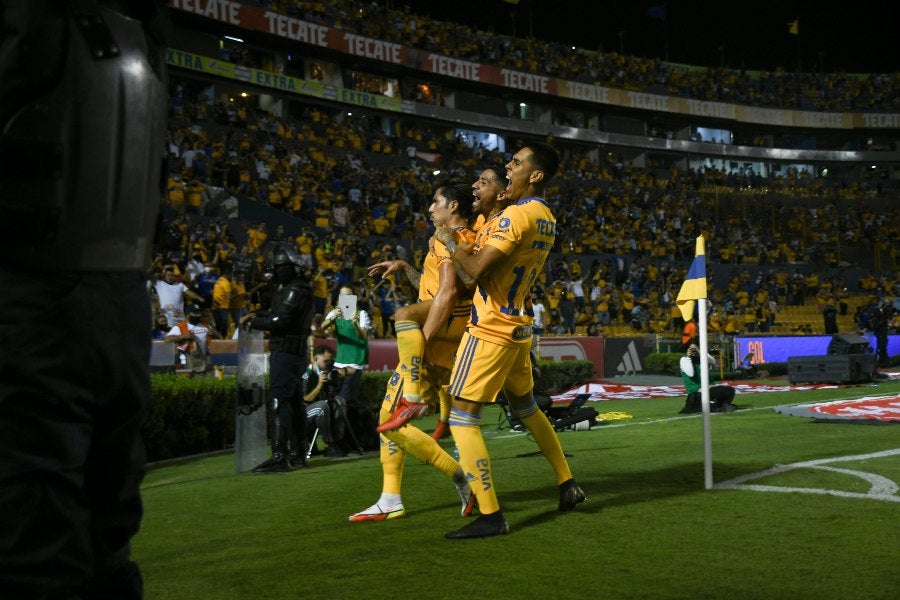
[430,180,474,226]
[472,166,507,216]
[505,142,559,201]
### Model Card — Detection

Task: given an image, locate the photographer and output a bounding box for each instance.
[678,344,736,414]
[302,345,350,458]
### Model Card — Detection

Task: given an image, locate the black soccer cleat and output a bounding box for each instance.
[445,512,510,539]
[558,478,586,511]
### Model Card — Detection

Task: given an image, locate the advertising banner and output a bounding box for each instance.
[734,334,899,365]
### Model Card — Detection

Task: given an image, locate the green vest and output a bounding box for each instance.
[334,318,368,365]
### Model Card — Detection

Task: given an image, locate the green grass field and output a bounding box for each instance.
[134,380,900,599]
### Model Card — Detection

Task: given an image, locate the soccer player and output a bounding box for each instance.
[375,167,510,438]
[436,143,586,539]
[348,179,499,521]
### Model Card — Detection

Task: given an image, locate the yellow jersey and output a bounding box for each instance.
[421,228,476,367]
[420,228,475,303]
[470,198,556,347]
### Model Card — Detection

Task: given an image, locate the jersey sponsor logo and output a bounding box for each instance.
[497,217,511,229]
[512,325,532,340]
[536,218,555,236]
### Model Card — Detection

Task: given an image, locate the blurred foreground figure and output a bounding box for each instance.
[0,1,168,597]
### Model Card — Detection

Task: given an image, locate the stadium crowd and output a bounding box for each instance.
[243,0,900,114]
[152,0,900,351]
[151,78,900,347]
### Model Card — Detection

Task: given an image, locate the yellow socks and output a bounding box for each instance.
[395,320,424,398]
[449,407,500,515]
[383,420,458,477]
[514,401,573,485]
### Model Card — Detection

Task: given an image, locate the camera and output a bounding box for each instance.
[687,346,701,363]
[322,368,340,384]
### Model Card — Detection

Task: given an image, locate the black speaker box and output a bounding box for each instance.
[827,332,870,355]
[787,354,875,384]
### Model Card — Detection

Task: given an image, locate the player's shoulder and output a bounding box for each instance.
[455,227,478,244]
[512,197,554,219]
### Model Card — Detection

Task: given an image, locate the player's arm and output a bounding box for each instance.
[422,260,459,342]
[368,259,421,290]
[450,240,506,283]
[434,227,488,288]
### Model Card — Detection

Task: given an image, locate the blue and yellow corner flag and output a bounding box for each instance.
[676,235,707,321]
[787,19,799,35]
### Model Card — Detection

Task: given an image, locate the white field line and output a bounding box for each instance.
[715,448,900,502]
[490,400,900,503]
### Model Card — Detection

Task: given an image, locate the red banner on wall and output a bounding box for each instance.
[167,0,557,93]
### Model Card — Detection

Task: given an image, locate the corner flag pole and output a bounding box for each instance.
[698,295,713,489]
[676,235,713,489]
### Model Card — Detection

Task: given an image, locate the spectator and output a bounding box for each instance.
[823,303,839,334]
[154,263,204,327]
[557,288,576,335]
[165,303,220,373]
[681,318,699,351]
[194,263,220,308]
[320,285,372,407]
[872,301,891,366]
[229,270,252,326]
[211,268,237,337]
[375,278,398,338]
[152,314,172,341]
[531,293,547,337]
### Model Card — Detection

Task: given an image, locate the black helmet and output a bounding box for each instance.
[272,243,303,284]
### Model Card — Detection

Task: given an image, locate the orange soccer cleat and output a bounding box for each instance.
[376,396,430,433]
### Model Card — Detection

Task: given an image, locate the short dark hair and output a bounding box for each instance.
[524,142,559,181]
[314,344,334,357]
[483,166,507,186]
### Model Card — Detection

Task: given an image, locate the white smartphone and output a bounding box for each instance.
[338,293,357,318]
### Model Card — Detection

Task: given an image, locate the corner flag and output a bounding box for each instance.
[676,236,706,321]
[676,234,715,490]
[788,19,799,35]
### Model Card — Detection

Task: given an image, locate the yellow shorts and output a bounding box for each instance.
[446,331,533,403]
[426,307,470,369]
[383,362,451,413]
